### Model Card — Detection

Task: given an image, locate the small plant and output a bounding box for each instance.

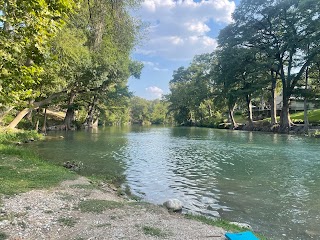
[71,184,96,190]
[0,232,8,240]
[142,226,168,237]
[95,223,112,228]
[77,199,123,213]
[58,216,78,227]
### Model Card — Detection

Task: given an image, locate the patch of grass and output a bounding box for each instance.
[71,184,96,190]
[0,144,76,195]
[44,210,54,214]
[290,109,320,124]
[185,214,268,240]
[57,193,75,201]
[142,226,168,237]
[0,129,42,144]
[0,232,8,240]
[58,216,78,227]
[185,214,245,232]
[95,223,112,228]
[77,199,123,213]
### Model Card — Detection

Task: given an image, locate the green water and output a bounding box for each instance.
[32,126,320,239]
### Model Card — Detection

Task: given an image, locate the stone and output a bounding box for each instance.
[163,199,183,212]
[230,222,252,230]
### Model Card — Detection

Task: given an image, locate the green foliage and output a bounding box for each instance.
[77,200,123,213]
[0,0,78,105]
[167,53,217,125]
[130,97,170,125]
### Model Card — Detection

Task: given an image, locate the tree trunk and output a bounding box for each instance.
[84,94,99,127]
[41,108,47,133]
[6,90,68,129]
[228,104,237,129]
[304,66,309,133]
[270,71,277,125]
[64,92,76,130]
[7,108,31,129]
[246,94,253,126]
[280,93,291,132]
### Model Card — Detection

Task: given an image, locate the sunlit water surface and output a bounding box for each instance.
[31,126,320,239]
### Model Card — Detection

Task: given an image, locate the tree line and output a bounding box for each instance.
[0,0,144,130]
[166,0,320,132]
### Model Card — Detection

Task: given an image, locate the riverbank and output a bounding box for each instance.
[0,133,266,240]
[0,176,233,240]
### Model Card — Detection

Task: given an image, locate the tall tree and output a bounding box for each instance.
[228,0,320,131]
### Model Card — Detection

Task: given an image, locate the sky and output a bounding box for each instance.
[128,0,241,100]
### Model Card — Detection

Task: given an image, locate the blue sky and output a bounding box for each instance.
[128,0,241,100]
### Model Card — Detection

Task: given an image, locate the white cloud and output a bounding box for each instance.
[146,86,164,98]
[141,61,169,71]
[135,0,235,60]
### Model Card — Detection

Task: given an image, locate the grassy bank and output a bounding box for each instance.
[185,214,267,240]
[0,130,76,195]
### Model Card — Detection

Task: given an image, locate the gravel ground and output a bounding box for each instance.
[0,177,227,240]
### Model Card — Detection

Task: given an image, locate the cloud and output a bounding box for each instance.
[136,0,235,60]
[141,61,169,71]
[146,86,164,98]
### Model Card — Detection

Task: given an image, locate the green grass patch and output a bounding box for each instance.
[185,214,268,240]
[70,184,97,190]
[0,232,8,240]
[0,129,42,144]
[0,144,76,195]
[142,226,168,237]
[290,109,320,124]
[58,216,78,227]
[77,199,123,213]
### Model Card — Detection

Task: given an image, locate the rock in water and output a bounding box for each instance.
[163,199,183,212]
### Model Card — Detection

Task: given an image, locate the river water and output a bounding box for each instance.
[31,126,320,239]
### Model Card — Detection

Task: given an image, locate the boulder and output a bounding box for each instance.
[163,199,183,212]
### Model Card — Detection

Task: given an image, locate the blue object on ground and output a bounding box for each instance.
[225,231,259,240]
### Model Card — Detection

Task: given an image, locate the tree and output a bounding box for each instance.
[0,0,77,105]
[229,0,320,131]
[168,53,216,125]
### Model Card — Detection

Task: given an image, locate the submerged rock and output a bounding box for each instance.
[163,199,183,212]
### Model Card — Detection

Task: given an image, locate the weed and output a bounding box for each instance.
[77,199,123,213]
[185,214,268,240]
[142,225,168,237]
[95,223,112,228]
[44,210,54,214]
[0,232,8,240]
[58,216,78,227]
[57,193,75,201]
[71,184,96,190]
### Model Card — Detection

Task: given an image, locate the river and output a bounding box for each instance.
[31,126,320,239]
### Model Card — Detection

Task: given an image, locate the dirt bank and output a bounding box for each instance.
[0,177,227,240]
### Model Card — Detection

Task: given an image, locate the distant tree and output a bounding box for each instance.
[228,0,320,131]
